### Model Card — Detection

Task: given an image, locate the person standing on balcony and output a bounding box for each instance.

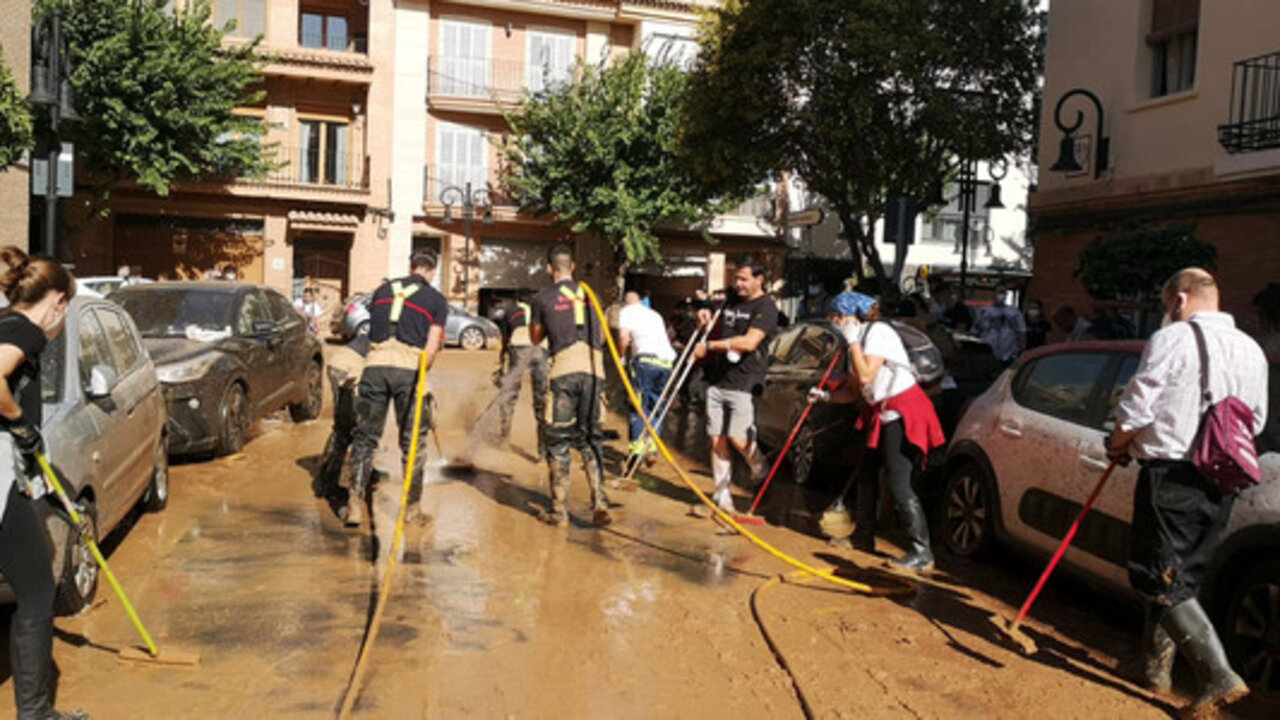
[1108,268,1266,715]
[339,250,448,529]
[528,245,612,528]
[618,290,677,471]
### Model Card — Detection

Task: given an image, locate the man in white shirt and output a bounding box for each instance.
[1109,268,1267,715]
[293,287,324,335]
[618,291,677,469]
[971,289,1026,363]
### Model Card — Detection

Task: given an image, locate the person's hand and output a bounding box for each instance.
[693,340,708,360]
[807,387,831,404]
[9,420,43,459]
[1104,434,1132,467]
[696,309,712,328]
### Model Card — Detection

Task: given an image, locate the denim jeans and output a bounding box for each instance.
[628,357,672,453]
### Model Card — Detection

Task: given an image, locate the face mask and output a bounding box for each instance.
[1027,308,1040,319]
[840,320,862,344]
[809,284,822,295]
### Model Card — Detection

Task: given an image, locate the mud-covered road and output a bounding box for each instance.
[0,348,1269,718]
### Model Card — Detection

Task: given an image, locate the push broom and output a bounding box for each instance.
[990,459,1119,655]
[737,347,845,526]
[34,453,199,666]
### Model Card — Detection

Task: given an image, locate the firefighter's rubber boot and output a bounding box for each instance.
[1160,598,1249,718]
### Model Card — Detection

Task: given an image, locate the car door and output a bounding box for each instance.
[235,290,286,413]
[266,290,310,400]
[94,305,164,520]
[73,307,135,529]
[987,351,1115,554]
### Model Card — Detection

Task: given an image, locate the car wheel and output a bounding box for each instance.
[459,326,485,351]
[789,421,816,485]
[942,463,995,558]
[355,320,369,338]
[218,383,250,455]
[55,498,99,616]
[289,360,324,422]
[143,435,169,512]
[1223,558,1280,701]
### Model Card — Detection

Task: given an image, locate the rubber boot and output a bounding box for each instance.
[545,455,571,527]
[1141,605,1176,694]
[10,615,89,720]
[850,479,876,552]
[315,432,343,499]
[889,498,935,572]
[583,450,612,527]
[1160,599,1249,717]
[341,457,373,528]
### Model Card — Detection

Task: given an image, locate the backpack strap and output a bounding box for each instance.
[1189,320,1212,405]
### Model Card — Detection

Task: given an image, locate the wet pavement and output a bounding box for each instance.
[0,348,1269,717]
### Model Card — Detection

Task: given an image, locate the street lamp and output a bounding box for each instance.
[931,156,1007,300]
[29,10,80,260]
[1049,88,1110,179]
[439,181,493,311]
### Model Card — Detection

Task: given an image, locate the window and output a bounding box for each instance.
[1148,0,1199,97]
[237,292,274,335]
[788,327,839,370]
[649,34,698,70]
[439,19,491,97]
[769,326,804,364]
[526,30,574,93]
[1103,355,1140,431]
[96,309,143,376]
[216,0,265,39]
[436,122,487,192]
[1013,352,1113,427]
[39,332,65,404]
[77,311,115,391]
[300,12,349,51]
[300,120,349,186]
[266,291,301,325]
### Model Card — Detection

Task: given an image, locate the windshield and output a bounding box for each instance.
[39,331,64,404]
[115,290,238,338]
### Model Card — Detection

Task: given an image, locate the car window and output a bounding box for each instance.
[769,326,804,364]
[1013,352,1113,427]
[77,310,115,391]
[266,290,300,325]
[95,308,142,375]
[236,292,274,335]
[1102,354,1140,432]
[38,332,65,404]
[789,327,839,370]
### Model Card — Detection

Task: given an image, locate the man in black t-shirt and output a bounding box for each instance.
[340,250,449,528]
[693,258,778,514]
[529,245,611,528]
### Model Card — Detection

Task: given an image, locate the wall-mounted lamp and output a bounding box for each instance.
[1050,88,1110,179]
[505,22,514,38]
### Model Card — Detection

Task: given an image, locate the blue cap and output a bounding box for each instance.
[828,291,877,317]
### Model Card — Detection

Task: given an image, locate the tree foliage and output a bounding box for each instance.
[1076,225,1217,303]
[40,0,269,199]
[501,51,721,265]
[0,58,33,169]
[681,0,1041,284]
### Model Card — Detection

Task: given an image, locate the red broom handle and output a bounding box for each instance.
[747,346,846,515]
[1012,460,1118,627]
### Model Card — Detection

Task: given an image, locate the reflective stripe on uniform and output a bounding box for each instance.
[558,284,586,326]
[371,281,435,324]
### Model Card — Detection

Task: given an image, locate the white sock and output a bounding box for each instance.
[711,451,733,510]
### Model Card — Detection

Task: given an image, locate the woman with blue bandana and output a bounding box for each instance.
[809,291,945,571]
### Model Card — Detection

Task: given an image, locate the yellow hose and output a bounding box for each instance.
[579,283,914,598]
[338,347,432,719]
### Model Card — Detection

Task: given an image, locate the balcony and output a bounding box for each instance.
[212,145,371,199]
[427,56,577,113]
[1218,51,1280,153]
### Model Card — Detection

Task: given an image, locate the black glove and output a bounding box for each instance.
[9,420,43,458]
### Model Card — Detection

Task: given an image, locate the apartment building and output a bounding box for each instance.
[1029,0,1280,338]
[0,0,30,240]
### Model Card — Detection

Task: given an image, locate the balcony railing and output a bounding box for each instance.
[423,170,519,209]
[260,145,369,190]
[426,56,577,104]
[1219,51,1280,153]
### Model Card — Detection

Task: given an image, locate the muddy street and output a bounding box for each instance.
[0,349,1265,718]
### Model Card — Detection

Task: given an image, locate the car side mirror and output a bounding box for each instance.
[87,364,117,398]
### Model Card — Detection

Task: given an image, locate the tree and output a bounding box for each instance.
[681,0,1041,286]
[39,0,269,208]
[1075,225,1217,304]
[501,51,723,269]
[0,58,33,168]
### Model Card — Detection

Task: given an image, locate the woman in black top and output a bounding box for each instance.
[0,246,84,720]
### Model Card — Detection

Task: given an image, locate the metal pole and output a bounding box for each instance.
[959,158,972,302]
[463,181,472,312]
[44,12,61,260]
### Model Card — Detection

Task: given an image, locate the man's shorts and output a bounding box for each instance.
[706,385,756,441]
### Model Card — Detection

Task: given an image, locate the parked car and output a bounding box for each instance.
[330,292,501,349]
[74,276,153,299]
[942,340,1280,699]
[113,282,325,456]
[0,296,169,615]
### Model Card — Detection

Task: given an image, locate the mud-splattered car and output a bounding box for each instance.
[113,282,324,456]
[943,340,1280,699]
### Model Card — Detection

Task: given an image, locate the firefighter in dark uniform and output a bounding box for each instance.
[528,245,612,527]
[314,333,369,499]
[340,250,448,527]
[490,290,550,457]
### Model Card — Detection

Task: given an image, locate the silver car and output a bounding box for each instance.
[942,340,1280,699]
[330,293,501,350]
[0,297,169,614]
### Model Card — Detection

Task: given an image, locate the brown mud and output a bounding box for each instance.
[0,349,1267,718]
